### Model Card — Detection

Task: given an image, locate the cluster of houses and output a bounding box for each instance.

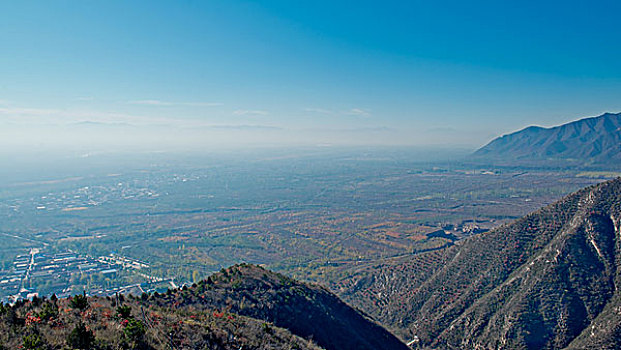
[0,254,30,302]
[0,251,117,304]
[0,249,181,305]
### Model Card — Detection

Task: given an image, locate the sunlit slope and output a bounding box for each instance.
[474,112,621,166]
[338,178,621,349]
[152,264,409,350]
[0,264,408,350]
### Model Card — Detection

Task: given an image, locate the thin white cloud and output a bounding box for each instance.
[128,100,222,107]
[128,100,172,106]
[0,107,59,117]
[232,109,269,116]
[304,108,335,115]
[184,102,223,107]
[305,107,371,117]
[346,108,371,117]
[198,124,283,131]
[0,106,172,126]
[303,126,393,133]
[426,126,458,133]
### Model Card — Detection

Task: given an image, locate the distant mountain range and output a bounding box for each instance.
[337,177,621,349]
[473,112,621,166]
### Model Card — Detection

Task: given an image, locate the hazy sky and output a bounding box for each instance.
[1,1,621,150]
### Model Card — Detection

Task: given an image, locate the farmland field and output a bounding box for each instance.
[0,148,608,301]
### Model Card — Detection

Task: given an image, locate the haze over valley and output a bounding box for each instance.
[2,1,621,349]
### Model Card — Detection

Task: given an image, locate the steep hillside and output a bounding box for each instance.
[337,178,621,349]
[0,264,407,350]
[152,264,408,350]
[0,293,320,350]
[473,112,621,166]
[332,247,458,335]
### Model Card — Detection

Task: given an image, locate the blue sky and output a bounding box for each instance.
[1,0,621,149]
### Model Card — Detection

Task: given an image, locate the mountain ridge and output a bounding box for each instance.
[336,177,621,349]
[473,112,621,166]
[0,264,408,350]
[151,264,409,350]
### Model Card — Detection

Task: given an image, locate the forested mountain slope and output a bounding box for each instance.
[337,178,621,349]
[474,112,621,166]
[0,264,408,350]
[153,264,409,350]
